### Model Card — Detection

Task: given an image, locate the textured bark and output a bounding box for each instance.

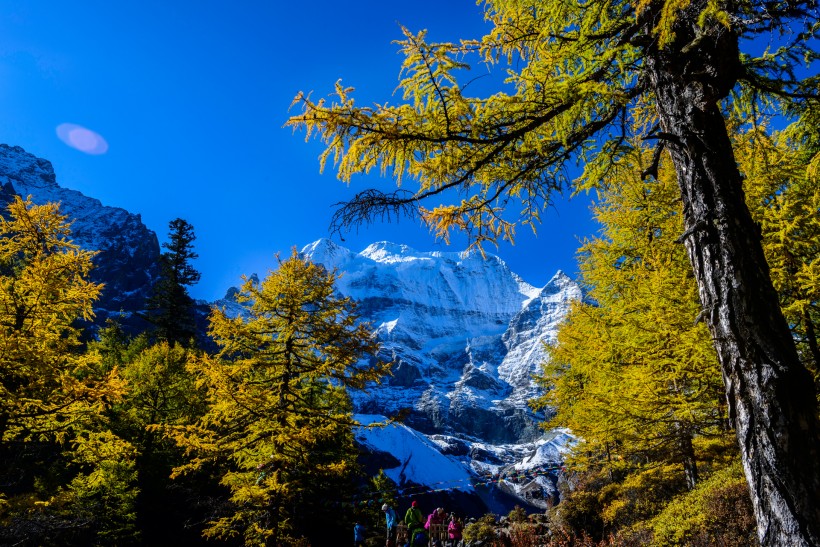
[644,9,820,545]
[677,428,699,491]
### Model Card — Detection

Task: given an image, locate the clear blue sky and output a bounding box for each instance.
[0,0,597,301]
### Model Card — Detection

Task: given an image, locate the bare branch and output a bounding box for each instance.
[641,141,666,180]
[329,189,418,237]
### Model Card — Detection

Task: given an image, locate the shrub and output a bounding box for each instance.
[549,489,605,540]
[648,461,757,546]
[464,514,500,544]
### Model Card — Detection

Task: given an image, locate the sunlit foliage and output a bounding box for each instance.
[736,119,820,392]
[0,196,133,544]
[165,250,388,545]
[534,146,726,493]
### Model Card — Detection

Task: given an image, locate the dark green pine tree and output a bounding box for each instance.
[146,218,201,346]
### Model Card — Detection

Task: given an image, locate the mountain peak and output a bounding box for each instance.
[360,241,427,263]
[0,144,59,190]
[300,238,354,269]
[298,237,582,445]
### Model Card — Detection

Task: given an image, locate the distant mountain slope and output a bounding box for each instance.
[301,239,582,445]
[0,144,160,327]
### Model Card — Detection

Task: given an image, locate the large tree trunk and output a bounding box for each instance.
[645,9,820,545]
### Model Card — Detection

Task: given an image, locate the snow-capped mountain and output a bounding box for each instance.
[217,239,581,509]
[0,144,160,327]
[302,238,582,446]
[301,239,582,509]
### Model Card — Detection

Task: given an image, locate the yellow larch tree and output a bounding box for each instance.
[0,196,132,544]
[735,118,820,393]
[534,146,730,532]
[165,250,389,546]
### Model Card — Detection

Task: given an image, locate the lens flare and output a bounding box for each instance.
[56,123,109,155]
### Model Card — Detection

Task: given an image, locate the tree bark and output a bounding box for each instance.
[676,425,699,490]
[645,10,820,545]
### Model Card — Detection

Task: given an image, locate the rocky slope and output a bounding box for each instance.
[0,144,160,328]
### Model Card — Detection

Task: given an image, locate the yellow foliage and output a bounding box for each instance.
[287,0,643,248]
[734,118,820,393]
[535,145,723,492]
[0,197,134,543]
[166,250,389,545]
[0,196,123,442]
[648,461,756,546]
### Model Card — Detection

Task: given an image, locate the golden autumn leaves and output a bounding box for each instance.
[0,198,389,545]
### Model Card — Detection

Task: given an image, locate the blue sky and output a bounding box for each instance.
[0,1,597,300]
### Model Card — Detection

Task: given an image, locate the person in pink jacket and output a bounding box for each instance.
[425,508,446,547]
[447,514,463,546]
[424,507,445,530]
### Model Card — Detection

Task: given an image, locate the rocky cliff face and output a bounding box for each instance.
[301,239,582,445]
[0,144,160,328]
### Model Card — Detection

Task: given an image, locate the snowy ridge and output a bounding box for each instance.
[498,272,583,405]
[0,145,146,253]
[356,415,474,491]
[513,429,575,471]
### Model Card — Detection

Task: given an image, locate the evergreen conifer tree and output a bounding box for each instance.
[146,218,201,346]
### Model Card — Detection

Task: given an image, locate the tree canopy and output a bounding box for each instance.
[0,196,116,442]
[0,196,134,544]
[535,145,725,490]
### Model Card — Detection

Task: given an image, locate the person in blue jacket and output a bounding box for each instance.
[382,503,398,544]
[354,521,366,547]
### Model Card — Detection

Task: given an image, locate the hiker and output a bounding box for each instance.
[447,514,463,546]
[382,503,398,546]
[425,508,446,547]
[424,507,445,529]
[354,521,366,547]
[404,500,425,546]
